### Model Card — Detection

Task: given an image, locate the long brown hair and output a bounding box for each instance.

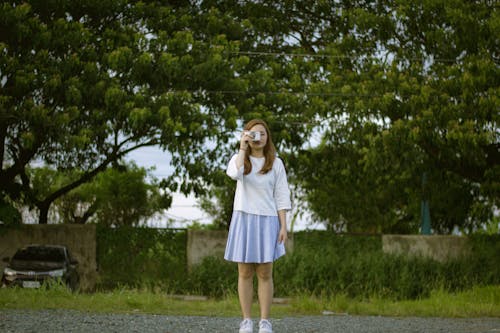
[243,119,276,175]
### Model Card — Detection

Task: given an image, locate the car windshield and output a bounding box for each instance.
[12,247,66,262]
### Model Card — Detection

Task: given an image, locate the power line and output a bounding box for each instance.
[207,90,384,97]
[235,51,354,59]
[172,89,416,98]
[164,212,211,223]
[232,50,461,63]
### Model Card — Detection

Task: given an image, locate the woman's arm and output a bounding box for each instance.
[235,132,251,168]
[227,132,253,179]
[278,209,288,244]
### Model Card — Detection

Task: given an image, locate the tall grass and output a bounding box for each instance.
[186,232,499,300]
[1,285,498,317]
[96,226,187,292]
[95,227,499,301]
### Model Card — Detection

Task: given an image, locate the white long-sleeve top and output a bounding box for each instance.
[226,154,292,216]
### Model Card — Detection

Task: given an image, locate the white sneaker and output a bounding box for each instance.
[258,319,273,333]
[239,318,253,333]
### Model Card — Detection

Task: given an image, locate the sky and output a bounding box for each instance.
[126,145,325,231]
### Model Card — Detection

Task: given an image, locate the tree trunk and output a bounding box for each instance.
[38,203,50,224]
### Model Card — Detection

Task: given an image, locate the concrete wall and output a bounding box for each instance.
[0,224,97,291]
[187,230,228,269]
[382,235,470,262]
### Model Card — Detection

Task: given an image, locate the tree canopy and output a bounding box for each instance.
[1,0,498,233]
[282,0,499,233]
[199,0,499,233]
[0,1,308,224]
[26,163,169,226]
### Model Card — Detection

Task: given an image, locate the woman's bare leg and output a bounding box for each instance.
[255,262,273,319]
[238,263,255,319]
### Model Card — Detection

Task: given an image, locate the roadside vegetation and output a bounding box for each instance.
[0,284,498,318]
[96,228,500,300]
[1,229,499,318]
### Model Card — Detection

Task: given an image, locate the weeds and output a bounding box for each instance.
[94,228,499,301]
[1,285,498,317]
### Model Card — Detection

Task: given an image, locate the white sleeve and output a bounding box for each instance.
[226,154,244,180]
[273,158,292,211]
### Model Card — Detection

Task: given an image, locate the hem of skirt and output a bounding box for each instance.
[224,253,285,264]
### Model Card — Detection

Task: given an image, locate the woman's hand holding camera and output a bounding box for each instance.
[240,132,251,151]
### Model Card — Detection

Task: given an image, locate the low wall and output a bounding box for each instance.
[382,235,470,262]
[187,230,228,269]
[0,224,97,291]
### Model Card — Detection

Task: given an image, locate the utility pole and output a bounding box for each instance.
[421,172,431,234]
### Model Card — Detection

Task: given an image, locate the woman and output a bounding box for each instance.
[224,119,291,333]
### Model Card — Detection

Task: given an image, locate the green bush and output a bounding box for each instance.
[273,231,500,300]
[184,256,237,298]
[0,197,22,227]
[96,228,499,300]
[466,234,500,285]
[96,225,187,292]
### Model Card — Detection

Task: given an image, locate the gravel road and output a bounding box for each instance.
[1,309,499,333]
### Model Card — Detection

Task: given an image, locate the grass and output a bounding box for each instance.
[0,285,498,318]
[289,285,500,318]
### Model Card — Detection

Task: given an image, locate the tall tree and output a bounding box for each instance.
[0,1,278,223]
[1,0,497,233]
[32,163,170,226]
[1,1,319,224]
[0,1,201,223]
[286,0,499,233]
[195,0,499,233]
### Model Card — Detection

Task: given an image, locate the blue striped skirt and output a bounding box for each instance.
[224,211,285,263]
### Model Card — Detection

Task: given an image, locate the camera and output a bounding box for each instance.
[245,131,261,141]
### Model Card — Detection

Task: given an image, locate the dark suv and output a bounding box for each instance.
[2,245,79,291]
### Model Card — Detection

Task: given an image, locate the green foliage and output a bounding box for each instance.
[3,1,299,223]
[27,163,170,225]
[3,0,496,235]
[278,232,500,300]
[0,197,21,226]
[88,164,170,226]
[183,231,500,300]
[95,229,499,301]
[466,234,500,284]
[96,225,187,292]
[285,0,499,233]
[185,256,237,298]
[1,285,499,317]
[277,233,497,299]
